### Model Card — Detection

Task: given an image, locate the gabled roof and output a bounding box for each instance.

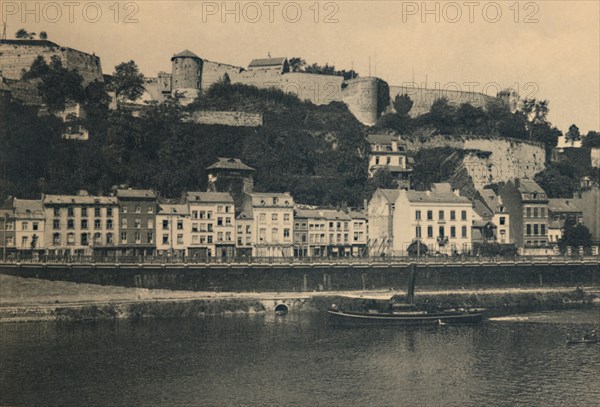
[116,189,156,199]
[13,199,44,219]
[171,49,200,60]
[43,195,118,205]
[157,203,189,215]
[377,189,400,203]
[248,57,287,68]
[186,192,234,203]
[473,200,493,219]
[476,188,503,213]
[207,157,255,172]
[403,184,470,204]
[548,199,582,213]
[517,179,545,194]
[246,192,293,207]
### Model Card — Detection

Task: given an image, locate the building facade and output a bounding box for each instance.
[13,199,45,254]
[156,203,189,257]
[368,189,400,256]
[393,184,473,256]
[186,192,236,258]
[499,179,549,251]
[474,188,511,244]
[115,189,157,256]
[43,193,118,256]
[367,134,413,186]
[241,193,294,257]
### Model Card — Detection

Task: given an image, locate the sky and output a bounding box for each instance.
[2,0,599,133]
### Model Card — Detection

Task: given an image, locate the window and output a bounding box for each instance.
[207,224,213,232]
[193,235,199,244]
[94,233,102,244]
[22,222,28,230]
[53,219,60,229]
[107,208,113,217]
[499,217,506,225]
[94,207,101,217]
[121,206,128,213]
[461,226,467,238]
[94,219,101,229]
[375,156,380,165]
[416,226,421,238]
[148,219,154,229]
[439,226,445,238]
[162,220,168,230]
[225,206,230,213]
[192,223,199,232]
[415,210,421,220]
[284,228,290,239]
[344,222,349,230]
[81,219,88,229]
[259,229,266,242]
[135,219,141,229]
[207,235,213,244]
[177,234,183,244]
[272,213,278,221]
[541,225,546,235]
[148,206,154,214]
[439,210,445,221]
[200,236,206,244]
[177,221,183,230]
[450,210,456,220]
[207,211,213,219]
[67,233,75,244]
[53,233,60,245]
[526,207,531,218]
[107,219,113,229]
[526,224,531,236]
[427,210,433,220]
[344,233,349,243]
[134,232,141,244]
[540,208,546,218]
[246,225,251,234]
[226,231,232,241]
[135,206,141,213]
[21,236,28,246]
[81,207,88,217]
[147,232,153,244]
[105,233,112,244]
[217,217,223,226]
[284,213,290,222]
[272,228,278,241]
[273,197,278,205]
[461,210,467,220]
[450,226,456,238]
[192,211,198,219]
[533,207,538,218]
[121,219,127,229]
[67,219,74,229]
[217,206,223,213]
[120,232,127,244]
[80,233,88,245]
[427,226,433,238]
[225,217,232,226]
[259,213,266,222]
[54,207,60,216]
[163,234,169,244]
[199,211,206,219]
[67,207,74,217]
[534,224,539,235]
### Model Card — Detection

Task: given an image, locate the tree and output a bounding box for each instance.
[112,61,145,104]
[393,94,413,116]
[39,31,48,40]
[565,124,581,145]
[36,56,85,111]
[558,218,592,254]
[288,57,306,72]
[425,98,456,134]
[21,56,50,80]
[583,131,600,148]
[15,29,36,39]
[519,98,549,140]
[407,240,428,257]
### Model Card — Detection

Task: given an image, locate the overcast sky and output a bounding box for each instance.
[4,1,599,133]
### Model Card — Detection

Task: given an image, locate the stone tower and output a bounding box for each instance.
[171,49,203,102]
[207,158,255,210]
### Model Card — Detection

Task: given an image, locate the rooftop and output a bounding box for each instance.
[548,198,582,213]
[171,49,200,60]
[367,134,400,145]
[185,192,234,203]
[157,203,189,215]
[403,184,470,204]
[247,192,293,207]
[377,189,401,203]
[43,195,118,205]
[248,57,287,68]
[115,189,157,199]
[207,157,255,172]
[13,199,44,218]
[517,179,546,195]
[476,188,504,213]
[294,208,350,221]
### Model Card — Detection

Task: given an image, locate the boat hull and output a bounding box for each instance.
[328,309,484,325]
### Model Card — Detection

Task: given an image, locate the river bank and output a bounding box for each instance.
[1,274,599,323]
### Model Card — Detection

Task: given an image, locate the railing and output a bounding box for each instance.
[0,254,598,266]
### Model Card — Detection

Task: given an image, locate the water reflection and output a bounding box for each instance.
[1,310,599,406]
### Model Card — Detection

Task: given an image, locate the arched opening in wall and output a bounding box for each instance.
[274,304,289,315]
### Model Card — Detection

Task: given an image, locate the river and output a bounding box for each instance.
[1,309,599,406]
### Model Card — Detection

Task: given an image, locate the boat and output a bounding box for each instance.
[328,264,485,325]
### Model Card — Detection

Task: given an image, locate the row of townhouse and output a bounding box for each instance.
[0,189,368,258]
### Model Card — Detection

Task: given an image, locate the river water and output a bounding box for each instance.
[1,310,599,406]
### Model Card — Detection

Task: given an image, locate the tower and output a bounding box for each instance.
[206,158,255,210]
[171,49,203,103]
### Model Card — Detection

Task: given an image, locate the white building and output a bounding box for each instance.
[156,202,189,257]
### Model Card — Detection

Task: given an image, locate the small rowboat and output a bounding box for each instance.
[566,338,599,345]
[327,307,485,325]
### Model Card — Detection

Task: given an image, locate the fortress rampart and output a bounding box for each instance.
[0,40,103,85]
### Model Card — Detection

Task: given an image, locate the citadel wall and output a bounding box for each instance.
[0,40,102,85]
